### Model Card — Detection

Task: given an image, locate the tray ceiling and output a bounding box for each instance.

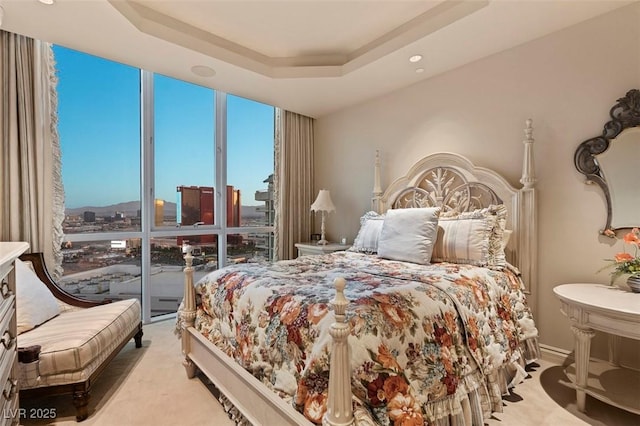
[0,0,632,117]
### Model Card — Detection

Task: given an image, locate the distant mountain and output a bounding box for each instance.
[66,201,263,218]
[65,201,152,218]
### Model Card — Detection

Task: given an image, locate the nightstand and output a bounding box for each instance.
[554,283,640,415]
[295,242,350,257]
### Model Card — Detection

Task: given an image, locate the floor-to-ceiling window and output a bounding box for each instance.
[227,94,275,262]
[56,46,275,322]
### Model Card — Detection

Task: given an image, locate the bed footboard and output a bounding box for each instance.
[180,247,355,426]
[181,247,197,379]
[324,277,354,426]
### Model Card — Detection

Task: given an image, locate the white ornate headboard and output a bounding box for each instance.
[371,120,537,310]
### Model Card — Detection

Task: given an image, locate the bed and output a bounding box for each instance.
[177,119,538,426]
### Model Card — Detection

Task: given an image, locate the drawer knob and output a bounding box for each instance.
[0,331,14,350]
[2,379,16,401]
[0,282,10,299]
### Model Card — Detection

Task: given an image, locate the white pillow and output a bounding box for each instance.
[349,211,385,254]
[377,207,441,265]
[15,258,61,334]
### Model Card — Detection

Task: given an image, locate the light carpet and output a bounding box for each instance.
[19,319,640,426]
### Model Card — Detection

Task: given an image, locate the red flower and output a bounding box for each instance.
[377,344,401,371]
[467,335,478,351]
[442,372,458,395]
[366,375,388,406]
[380,303,408,328]
[623,231,639,246]
[615,252,634,262]
[433,324,452,347]
[383,375,409,401]
[387,393,424,426]
[600,228,640,284]
[303,394,327,424]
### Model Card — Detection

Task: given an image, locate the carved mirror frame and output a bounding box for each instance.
[574,89,640,234]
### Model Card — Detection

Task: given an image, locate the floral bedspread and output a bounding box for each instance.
[189,251,538,425]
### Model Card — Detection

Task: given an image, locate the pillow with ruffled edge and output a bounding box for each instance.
[15,258,61,334]
[488,204,508,266]
[348,211,385,254]
[377,207,441,265]
[501,229,513,253]
[432,204,508,267]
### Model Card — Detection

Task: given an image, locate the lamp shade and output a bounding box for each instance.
[310,190,335,212]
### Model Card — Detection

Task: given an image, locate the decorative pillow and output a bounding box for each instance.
[377,207,441,265]
[15,258,61,334]
[488,205,508,266]
[502,229,513,252]
[431,205,507,267]
[349,211,385,254]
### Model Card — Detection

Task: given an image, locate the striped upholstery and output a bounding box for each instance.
[431,216,494,265]
[17,299,141,387]
[431,205,507,266]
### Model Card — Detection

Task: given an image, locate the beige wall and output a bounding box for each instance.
[314,3,640,358]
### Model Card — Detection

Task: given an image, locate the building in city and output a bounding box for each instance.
[253,174,275,260]
[176,185,241,246]
[83,211,96,222]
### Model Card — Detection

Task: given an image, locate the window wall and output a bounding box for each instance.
[56,46,275,321]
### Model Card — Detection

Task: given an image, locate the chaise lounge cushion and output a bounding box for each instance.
[17,298,141,385]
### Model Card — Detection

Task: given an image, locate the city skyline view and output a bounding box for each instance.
[50,44,276,320]
[54,45,275,209]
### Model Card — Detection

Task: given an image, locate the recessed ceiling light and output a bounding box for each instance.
[191,65,216,77]
[38,0,55,5]
[409,55,423,63]
[415,68,425,73]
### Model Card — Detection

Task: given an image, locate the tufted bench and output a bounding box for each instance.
[16,253,143,421]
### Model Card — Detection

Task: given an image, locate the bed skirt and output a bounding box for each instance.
[185,307,540,426]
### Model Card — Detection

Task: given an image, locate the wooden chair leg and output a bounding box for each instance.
[72,389,90,421]
[134,326,143,348]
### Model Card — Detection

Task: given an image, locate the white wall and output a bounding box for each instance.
[314,3,640,358]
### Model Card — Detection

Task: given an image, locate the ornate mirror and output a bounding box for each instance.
[574,89,640,233]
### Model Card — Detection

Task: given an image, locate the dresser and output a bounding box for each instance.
[0,242,28,425]
[295,242,350,257]
[553,283,640,415]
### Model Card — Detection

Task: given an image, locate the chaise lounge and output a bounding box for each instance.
[16,253,143,421]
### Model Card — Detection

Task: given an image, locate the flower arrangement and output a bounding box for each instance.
[600,228,640,284]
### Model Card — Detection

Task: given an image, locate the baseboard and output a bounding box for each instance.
[539,343,572,366]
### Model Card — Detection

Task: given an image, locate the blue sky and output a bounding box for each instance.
[54,46,274,208]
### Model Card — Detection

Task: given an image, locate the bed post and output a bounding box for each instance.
[520,119,536,190]
[181,245,197,378]
[517,118,538,315]
[372,150,383,214]
[323,277,354,426]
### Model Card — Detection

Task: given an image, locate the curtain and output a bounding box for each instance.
[0,31,64,278]
[274,109,315,260]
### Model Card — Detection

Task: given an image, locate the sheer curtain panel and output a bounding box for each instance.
[274,109,315,260]
[0,31,64,278]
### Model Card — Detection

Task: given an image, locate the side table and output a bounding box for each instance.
[295,242,350,257]
[553,283,640,415]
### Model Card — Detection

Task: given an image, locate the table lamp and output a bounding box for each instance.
[311,189,335,245]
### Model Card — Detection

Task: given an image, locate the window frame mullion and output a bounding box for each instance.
[215,91,228,268]
[140,69,154,324]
